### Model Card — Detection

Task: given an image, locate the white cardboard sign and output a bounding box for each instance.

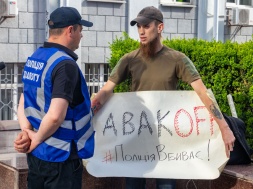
[86,91,228,179]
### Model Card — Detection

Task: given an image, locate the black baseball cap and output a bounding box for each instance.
[130,6,163,26]
[48,7,93,29]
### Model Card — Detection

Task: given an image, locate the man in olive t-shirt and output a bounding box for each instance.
[91,6,235,189]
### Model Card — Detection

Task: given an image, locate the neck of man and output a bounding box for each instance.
[154,41,163,54]
[48,35,72,50]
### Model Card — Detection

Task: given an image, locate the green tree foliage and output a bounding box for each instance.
[108,34,253,147]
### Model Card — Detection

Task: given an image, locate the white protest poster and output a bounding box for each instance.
[86,91,228,179]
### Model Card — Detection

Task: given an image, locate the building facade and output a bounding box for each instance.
[0,0,253,120]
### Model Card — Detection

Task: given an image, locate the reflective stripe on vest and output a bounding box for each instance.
[37,51,67,114]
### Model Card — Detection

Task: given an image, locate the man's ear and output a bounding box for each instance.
[67,25,73,36]
[158,23,164,33]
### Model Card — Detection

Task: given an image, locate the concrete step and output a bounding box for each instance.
[0,153,252,189]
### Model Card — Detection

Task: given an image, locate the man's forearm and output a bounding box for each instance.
[203,89,229,130]
[17,94,33,130]
[34,115,63,143]
[34,98,68,143]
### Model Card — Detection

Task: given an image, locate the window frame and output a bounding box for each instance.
[160,0,196,7]
[226,0,253,8]
[86,0,126,3]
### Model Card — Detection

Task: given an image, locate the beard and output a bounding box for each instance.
[140,36,159,59]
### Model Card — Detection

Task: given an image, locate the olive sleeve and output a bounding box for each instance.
[109,54,130,85]
[176,54,201,84]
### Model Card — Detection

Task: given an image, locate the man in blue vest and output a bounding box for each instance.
[14,7,95,189]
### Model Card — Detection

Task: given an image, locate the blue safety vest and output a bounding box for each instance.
[22,47,95,162]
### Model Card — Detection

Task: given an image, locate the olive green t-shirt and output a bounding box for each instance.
[109,45,200,91]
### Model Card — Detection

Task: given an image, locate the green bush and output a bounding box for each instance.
[108,34,253,147]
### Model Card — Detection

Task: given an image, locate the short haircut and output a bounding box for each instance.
[49,24,79,36]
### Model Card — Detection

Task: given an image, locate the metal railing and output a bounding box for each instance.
[85,66,110,96]
[0,64,109,120]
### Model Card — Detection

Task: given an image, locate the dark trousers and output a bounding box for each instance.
[125,177,176,189]
[27,153,83,189]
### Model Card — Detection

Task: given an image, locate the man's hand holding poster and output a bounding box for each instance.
[86,91,228,179]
